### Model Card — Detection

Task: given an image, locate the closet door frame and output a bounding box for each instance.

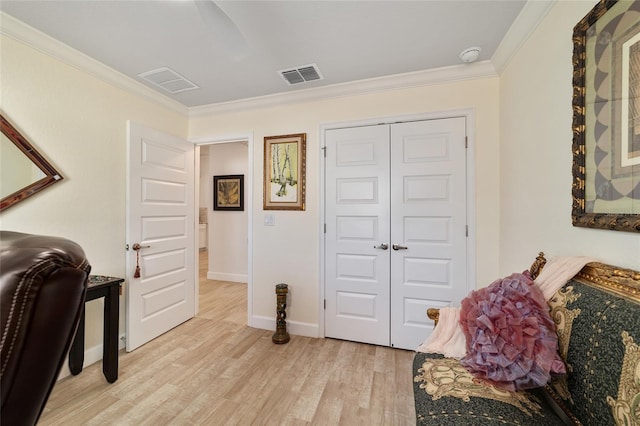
[318,109,477,339]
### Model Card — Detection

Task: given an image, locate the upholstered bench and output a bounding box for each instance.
[412,256,640,425]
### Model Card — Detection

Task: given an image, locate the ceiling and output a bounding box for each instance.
[1,1,530,109]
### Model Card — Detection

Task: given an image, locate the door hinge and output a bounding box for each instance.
[466,225,469,237]
[324,223,327,233]
[322,146,327,157]
[324,299,326,309]
[465,136,468,149]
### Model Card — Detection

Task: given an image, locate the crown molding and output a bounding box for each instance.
[189,61,497,117]
[2,0,553,119]
[491,0,556,74]
[0,12,189,116]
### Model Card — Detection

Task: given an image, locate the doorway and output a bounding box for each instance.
[322,113,475,350]
[196,136,253,324]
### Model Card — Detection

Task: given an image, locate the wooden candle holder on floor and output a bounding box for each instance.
[272,283,290,344]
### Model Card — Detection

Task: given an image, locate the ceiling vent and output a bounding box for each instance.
[278,64,323,85]
[138,67,199,94]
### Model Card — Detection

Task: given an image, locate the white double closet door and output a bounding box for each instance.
[325,117,468,350]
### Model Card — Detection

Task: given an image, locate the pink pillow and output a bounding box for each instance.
[459,271,565,391]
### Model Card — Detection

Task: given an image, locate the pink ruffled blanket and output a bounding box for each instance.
[416,256,595,390]
[416,307,466,358]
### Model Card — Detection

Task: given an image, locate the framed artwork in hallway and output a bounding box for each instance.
[213,174,244,211]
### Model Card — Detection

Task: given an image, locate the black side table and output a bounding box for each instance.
[69,275,123,383]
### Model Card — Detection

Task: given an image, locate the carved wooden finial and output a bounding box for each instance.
[427,308,440,326]
[529,252,547,280]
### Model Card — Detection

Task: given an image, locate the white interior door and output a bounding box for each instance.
[390,117,467,349]
[325,125,391,346]
[126,121,196,352]
[324,117,468,350]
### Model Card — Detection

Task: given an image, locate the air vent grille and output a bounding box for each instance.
[138,67,199,94]
[282,70,305,85]
[279,64,323,85]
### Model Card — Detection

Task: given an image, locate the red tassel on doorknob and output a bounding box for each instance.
[132,242,149,279]
[134,247,141,278]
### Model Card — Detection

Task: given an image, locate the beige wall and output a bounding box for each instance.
[208,142,249,281]
[499,1,640,273]
[190,78,501,330]
[0,35,188,351]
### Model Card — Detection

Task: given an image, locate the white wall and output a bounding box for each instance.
[190,77,501,333]
[499,1,640,273]
[207,142,248,282]
[0,36,188,356]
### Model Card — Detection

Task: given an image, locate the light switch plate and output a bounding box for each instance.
[264,214,275,226]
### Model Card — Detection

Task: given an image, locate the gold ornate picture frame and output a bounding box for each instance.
[263,133,306,211]
[572,0,640,233]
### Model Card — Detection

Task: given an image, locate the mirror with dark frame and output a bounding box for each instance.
[1,113,63,212]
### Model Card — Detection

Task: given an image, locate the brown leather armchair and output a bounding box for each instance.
[1,231,90,426]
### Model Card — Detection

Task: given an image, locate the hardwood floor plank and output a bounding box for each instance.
[201,398,240,424]
[38,251,415,425]
[169,386,233,425]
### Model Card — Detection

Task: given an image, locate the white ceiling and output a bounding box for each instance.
[1,0,531,108]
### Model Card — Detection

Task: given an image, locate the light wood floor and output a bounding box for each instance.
[39,252,416,425]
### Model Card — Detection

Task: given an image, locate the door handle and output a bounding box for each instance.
[132,243,150,251]
[392,244,408,251]
[374,243,389,250]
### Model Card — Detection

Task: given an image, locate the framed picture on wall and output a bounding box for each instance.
[213,174,244,211]
[571,0,640,232]
[263,133,306,211]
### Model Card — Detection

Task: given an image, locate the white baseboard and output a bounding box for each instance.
[207,271,248,283]
[251,315,319,338]
[58,333,126,380]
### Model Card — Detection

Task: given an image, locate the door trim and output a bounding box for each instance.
[318,109,477,339]
[191,132,254,327]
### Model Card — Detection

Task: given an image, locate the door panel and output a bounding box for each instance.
[325,125,391,346]
[141,216,187,240]
[127,122,195,351]
[390,117,467,350]
[324,117,468,350]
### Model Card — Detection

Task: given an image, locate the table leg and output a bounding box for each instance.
[102,283,119,383]
[68,306,85,375]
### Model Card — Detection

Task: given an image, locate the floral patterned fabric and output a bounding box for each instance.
[547,279,640,425]
[459,272,566,391]
[413,352,566,425]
